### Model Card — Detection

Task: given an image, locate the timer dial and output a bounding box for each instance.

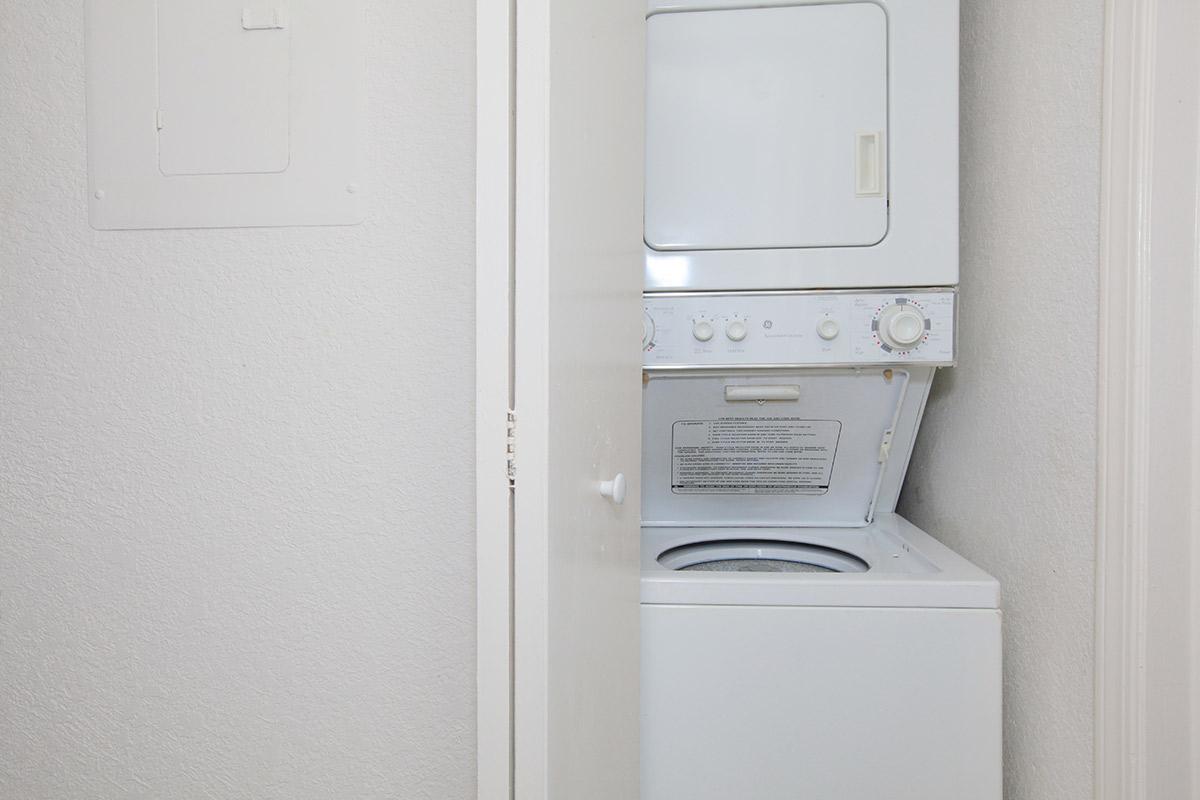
[875,302,928,351]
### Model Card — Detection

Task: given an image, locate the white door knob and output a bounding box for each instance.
[599,473,626,505]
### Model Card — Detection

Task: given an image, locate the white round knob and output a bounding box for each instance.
[726,320,748,342]
[692,321,714,342]
[817,318,840,341]
[599,473,626,505]
[877,304,927,350]
[642,311,655,349]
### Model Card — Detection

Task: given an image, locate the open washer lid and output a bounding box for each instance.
[641,367,931,528]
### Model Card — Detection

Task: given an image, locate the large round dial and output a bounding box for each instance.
[642,311,656,350]
[876,302,928,351]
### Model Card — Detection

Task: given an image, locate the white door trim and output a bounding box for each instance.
[1096,0,1200,797]
[1095,2,1154,794]
[510,0,553,795]
[476,0,514,797]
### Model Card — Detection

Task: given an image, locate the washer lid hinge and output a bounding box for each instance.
[506,409,516,488]
[878,427,894,463]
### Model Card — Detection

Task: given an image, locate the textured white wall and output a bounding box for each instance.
[899,2,1102,799]
[0,3,476,798]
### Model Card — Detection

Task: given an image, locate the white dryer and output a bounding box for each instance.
[640,290,1001,800]
[644,0,959,292]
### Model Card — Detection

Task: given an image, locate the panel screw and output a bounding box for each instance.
[94,190,105,200]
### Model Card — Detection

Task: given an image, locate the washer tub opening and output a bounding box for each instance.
[657,539,870,574]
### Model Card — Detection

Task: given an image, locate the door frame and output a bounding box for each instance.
[486,0,1200,796]
[1095,0,1200,796]
[476,0,515,797]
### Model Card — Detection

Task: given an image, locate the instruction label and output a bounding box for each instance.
[671,418,840,495]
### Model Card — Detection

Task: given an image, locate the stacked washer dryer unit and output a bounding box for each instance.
[639,2,1001,799]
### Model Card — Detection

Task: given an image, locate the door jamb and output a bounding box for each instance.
[1096,0,1200,796]
[476,0,515,797]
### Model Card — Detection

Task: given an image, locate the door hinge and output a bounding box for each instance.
[506,409,517,488]
[878,427,894,463]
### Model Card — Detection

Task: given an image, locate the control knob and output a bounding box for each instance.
[876,303,928,350]
[726,320,748,342]
[692,320,715,342]
[817,317,840,341]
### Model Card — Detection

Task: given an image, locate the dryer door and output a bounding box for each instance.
[645,3,888,251]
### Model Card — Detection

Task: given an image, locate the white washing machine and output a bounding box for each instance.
[644,0,959,292]
[639,290,1001,800]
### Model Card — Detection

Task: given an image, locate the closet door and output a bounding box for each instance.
[508,0,646,797]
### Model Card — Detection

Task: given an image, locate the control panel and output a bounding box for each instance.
[643,290,956,367]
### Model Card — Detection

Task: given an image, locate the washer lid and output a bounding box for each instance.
[645,3,889,251]
[641,368,920,528]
